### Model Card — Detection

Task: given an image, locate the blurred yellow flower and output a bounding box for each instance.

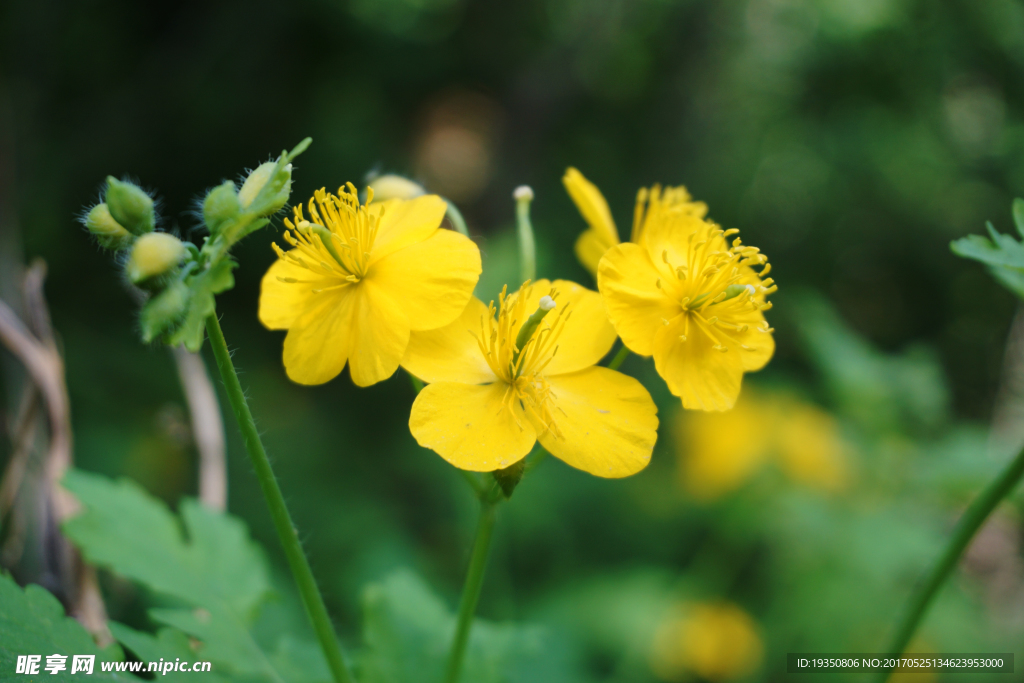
[598,189,775,411]
[564,167,707,276]
[676,390,849,500]
[651,601,763,682]
[259,184,481,386]
[403,279,658,477]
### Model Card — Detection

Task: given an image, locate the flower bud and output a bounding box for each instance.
[238,161,291,216]
[85,203,134,251]
[139,280,190,343]
[126,232,187,285]
[105,177,155,236]
[367,174,426,202]
[203,180,241,234]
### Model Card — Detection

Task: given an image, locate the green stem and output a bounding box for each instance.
[514,188,536,284]
[607,344,631,371]
[877,440,1024,682]
[205,314,354,683]
[444,497,499,683]
[443,199,469,237]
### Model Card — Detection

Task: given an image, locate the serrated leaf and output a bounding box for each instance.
[61,470,319,682]
[108,623,229,683]
[0,573,127,681]
[359,569,568,683]
[951,225,1024,300]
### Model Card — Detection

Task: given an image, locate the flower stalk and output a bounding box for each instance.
[514,186,536,284]
[878,439,1024,681]
[204,313,353,683]
[445,490,500,683]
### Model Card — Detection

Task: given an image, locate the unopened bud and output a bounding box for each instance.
[85,203,134,250]
[127,232,187,285]
[105,177,155,236]
[368,174,426,202]
[239,161,292,216]
[203,180,241,234]
[139,280,190,343]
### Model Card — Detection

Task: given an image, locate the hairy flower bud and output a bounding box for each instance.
[105,177,155,236]
[202,180,241,234]
[127,232,186,285]
[85,203,134,251]
[367,174,426,202]
[239,161,291,216]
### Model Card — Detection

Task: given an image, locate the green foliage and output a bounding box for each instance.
[0,573,124,681]
[162,259,237,350]
[109,622,229,683]
[359,569,570,683]
[62,469,327,683]
[952,199,1024,300]
[791,290,950,432]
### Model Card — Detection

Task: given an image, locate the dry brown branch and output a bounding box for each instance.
[0,262,111,645]
[171,345,227,511]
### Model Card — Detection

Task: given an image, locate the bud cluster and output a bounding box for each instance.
[81,138,311,351]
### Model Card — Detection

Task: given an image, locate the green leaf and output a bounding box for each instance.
[62,469,324,682]
[951,207,1024,300]
[359,569,570,683]
[1013,197,1024,238]
[166,259,237,351]
[0,573,126,681]
[108,622,229,683]
[791,290,949,432]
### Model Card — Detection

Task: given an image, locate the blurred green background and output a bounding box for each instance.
[3,0,1024,680]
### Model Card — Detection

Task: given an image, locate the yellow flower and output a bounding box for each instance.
[259,184,481,386]
[564,167,707,276]
[403,279,658,477]
[651,601,763,682]
[676,390,849,500]
[674,395,772,501]
[597,188,776,411]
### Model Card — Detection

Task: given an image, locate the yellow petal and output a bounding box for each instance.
[402,298,497,385]
[563,168,619,247]
[346,280,411,387]
[509,279,616,375]
[537,367,658,478]
[597,243,681,356]
[730,307,775,372]
[638,211,709,275]
[282,286,357,385]
[574,228,615,277]
[409,381,536,471]
[369,227,482,332]
[258,258,337,330]
[654,314,744,411]
[369,195,447,263]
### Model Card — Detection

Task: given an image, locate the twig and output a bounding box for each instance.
[171,345,227,511]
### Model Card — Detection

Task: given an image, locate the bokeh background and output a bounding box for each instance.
[3,0,1024,680]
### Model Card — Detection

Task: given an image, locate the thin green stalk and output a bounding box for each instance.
[444,496,499,683]
[877,440,1024,682]
[607,344,630,371]
[514,187,536,284]
[443,199,469,237]
[205,314,353,683]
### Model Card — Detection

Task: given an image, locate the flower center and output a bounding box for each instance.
[655,223,777,352]
[477,282,568,439]
[272,183,382,291]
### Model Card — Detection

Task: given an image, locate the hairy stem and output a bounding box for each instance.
[205,314,354,683]
[878,440,1024,681]
[444,496,499,683]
